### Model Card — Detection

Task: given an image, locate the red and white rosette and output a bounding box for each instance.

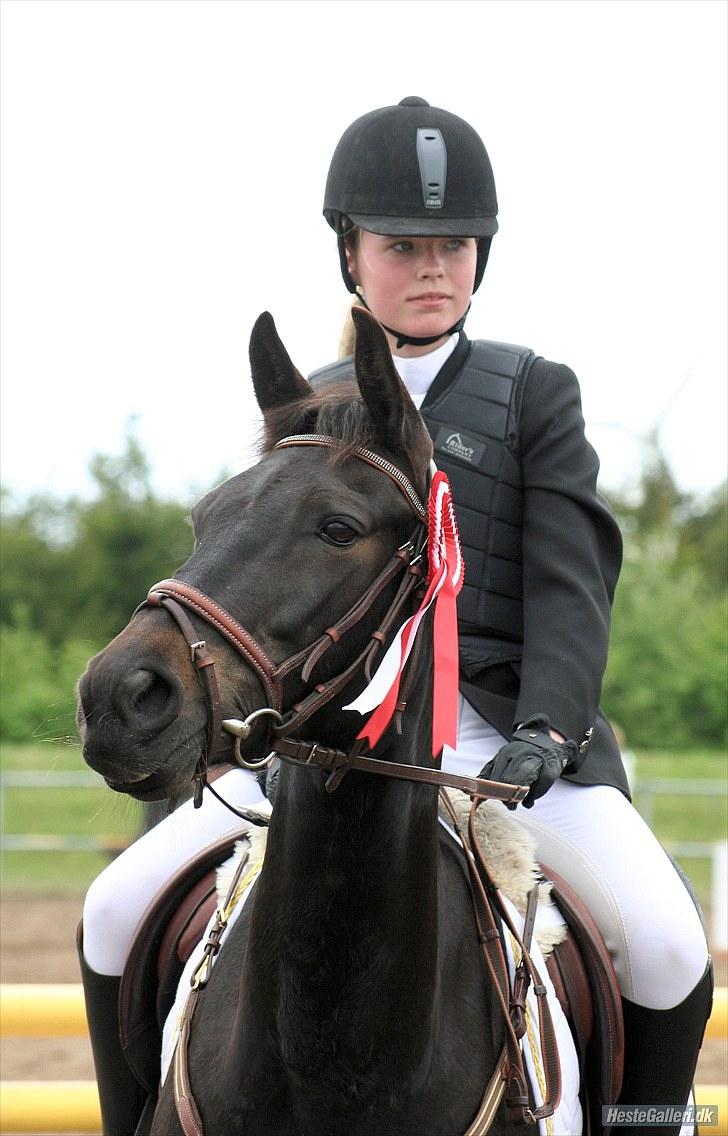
[343,470,464,756]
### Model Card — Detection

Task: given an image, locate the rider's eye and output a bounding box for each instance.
[319,518,359,547]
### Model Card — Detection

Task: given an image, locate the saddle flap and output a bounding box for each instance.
[541,863,625,1129]
[546,927,593,1071]
[155,873,218,1029]
[119,829,247,1093]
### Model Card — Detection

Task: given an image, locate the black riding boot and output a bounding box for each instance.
[77,924,148,1136]
[616,961,713,1135]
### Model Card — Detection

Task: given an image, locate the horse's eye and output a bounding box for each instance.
[319,518,359,547]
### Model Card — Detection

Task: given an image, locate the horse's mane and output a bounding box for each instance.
[259,382,378,458]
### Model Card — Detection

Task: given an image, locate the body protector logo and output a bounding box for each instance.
[434,426,486,466]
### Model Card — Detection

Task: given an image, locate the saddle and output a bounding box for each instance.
[119,830,242,1095]
[542,866,624,1132]
[119,825,624,1132]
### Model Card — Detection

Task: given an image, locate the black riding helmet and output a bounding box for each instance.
[324,97,498,316]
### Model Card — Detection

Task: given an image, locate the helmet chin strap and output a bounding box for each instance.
[355,291,470,350]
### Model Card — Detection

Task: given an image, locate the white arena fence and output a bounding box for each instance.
[1,770,727,949]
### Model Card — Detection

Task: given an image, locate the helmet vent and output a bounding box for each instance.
[416,128,447,210]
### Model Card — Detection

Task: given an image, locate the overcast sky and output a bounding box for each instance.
[1,0,726,508]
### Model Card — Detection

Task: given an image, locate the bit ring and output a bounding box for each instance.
[222,708,283,770]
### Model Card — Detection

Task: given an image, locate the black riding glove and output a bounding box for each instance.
[484,714,579,809]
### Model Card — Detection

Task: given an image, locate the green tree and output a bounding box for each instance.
[602,440,727,749]
[0,610,94,742]
[1,426,195,647]
[603,558,727,748]
[676,482,727,596]
[1,426,197,740]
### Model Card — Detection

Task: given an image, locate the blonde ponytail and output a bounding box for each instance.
[338,294,366,359]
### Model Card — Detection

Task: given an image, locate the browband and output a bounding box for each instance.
[274,434,427,520]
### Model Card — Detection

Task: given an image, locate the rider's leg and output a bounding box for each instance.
[83,767,266,974]
[617,970,713,1135]
[513,781,712,1136]
[517,780,709,1009]
[80,767,265,1133]
[441,704,712,1134]
[77,925,148,1136]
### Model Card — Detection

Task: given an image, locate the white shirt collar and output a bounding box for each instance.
[392,334,459,409]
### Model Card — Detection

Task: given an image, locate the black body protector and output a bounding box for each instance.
[311,337,533,646]
[310,337,629,796]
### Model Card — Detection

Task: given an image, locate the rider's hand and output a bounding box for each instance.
[483,714,579,809]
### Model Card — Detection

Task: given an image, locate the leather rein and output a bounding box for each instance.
[136,435,561,1133]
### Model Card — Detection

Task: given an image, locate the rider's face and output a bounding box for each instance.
[346,232,478,357]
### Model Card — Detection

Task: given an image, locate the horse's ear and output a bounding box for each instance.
[351,307,433,487]
[249,312,312,411]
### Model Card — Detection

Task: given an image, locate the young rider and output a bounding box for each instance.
[309,97,712,1133]
[79,96,712,1135]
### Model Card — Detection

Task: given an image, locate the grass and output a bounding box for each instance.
[1,741,726,903]
[1,739,144,891]
[630,750,727,908]
[632,750,727,836]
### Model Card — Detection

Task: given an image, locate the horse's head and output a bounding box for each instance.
[76,309,433,801]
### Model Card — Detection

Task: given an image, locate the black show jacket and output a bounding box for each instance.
[310,333,629,796]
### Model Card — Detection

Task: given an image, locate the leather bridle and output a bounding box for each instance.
[136,434,528,809]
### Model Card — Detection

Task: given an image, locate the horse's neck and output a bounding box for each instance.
[264,645,438,922]
[244,691,442,1052]
[261,739,440,942]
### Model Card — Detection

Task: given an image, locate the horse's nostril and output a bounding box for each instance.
[128,670,165,709]
[119,668,180,731]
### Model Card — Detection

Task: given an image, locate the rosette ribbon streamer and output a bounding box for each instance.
[344,470,464,756]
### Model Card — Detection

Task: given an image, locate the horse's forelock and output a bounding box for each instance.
[259,383,377,457]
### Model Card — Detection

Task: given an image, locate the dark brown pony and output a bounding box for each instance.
[78,310,525,1135]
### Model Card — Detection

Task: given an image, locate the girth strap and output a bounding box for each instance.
[465,1046,508,1136]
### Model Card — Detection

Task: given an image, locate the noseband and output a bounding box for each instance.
[137,435,528,809]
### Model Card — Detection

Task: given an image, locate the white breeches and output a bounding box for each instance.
[442,698,709,1009]
[82,769,267,975]
[83,696,708,1009]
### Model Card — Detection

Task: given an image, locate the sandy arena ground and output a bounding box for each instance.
[1,892,726,1086]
